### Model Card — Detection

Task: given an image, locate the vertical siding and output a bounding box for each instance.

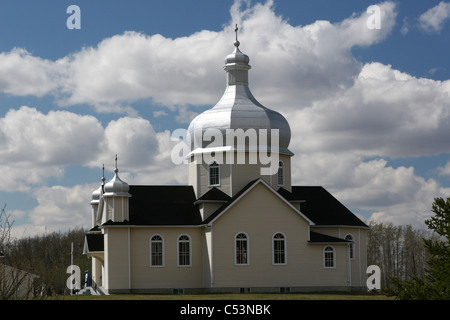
[128,227,203,289]
[202,228,213,287]
[211,183,349,288]
[106,199,113,222]
[104,228,130,290]
[311,226,368,288]
[188,161,198,196]
[189,152,292,198]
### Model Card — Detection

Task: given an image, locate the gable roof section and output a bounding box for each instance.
[195,187,231,203]
[279,186,368,227]
[128,185,202,225]
[309,231,351,244]
[203,179,315,225]
[84,233,104,253]
[202,179,258,225]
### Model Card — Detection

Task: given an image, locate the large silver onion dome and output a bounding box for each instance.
[188,36,292,155]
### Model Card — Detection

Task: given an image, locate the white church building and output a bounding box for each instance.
[83,32,369,294]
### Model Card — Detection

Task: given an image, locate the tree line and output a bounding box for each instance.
[1,205,89,298]
[5,227,90,297]
[367,221,439,288]
[384,197,450,299]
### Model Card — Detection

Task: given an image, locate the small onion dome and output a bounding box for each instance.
[104,169,130,196]
[225,41,250,66]
[90,185,102,205]
[103,156,131,197]
[90,165,106,204]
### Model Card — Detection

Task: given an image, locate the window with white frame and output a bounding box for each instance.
[235,233,248,265]
[323,246,335,268]
[177,234,191,267]
[150,234,164,267]
[273,233,286,265]
[277,161,284,186]
[208,162,220,186]
[345,234,355,260]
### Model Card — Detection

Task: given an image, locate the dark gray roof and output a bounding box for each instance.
[96,183,366,228]
[127,185,202,225]
[85,233,104,252]
[309,231,351,243]
[196,187,231,202]
[278,186,368,227]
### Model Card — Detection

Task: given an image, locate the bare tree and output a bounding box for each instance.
[5,227,89,297]
[386,197,450,299]
[0,204,11,255]
[0,204,37,299]
[367,221,437,288]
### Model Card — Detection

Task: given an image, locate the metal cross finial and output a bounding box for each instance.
[101,164,105,183]
[234,24,240,47]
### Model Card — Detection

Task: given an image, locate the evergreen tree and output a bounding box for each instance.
[385,197,450,299]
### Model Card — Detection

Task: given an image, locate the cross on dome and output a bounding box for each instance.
[102,164,105,185]
[114,154,119,173]
[103,154,130,196]
[234,23,240,47]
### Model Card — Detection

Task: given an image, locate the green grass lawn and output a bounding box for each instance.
[58,292,392,300]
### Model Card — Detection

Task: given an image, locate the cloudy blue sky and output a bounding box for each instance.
[1,0,450,237]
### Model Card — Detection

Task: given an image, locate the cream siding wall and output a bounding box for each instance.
[272,153,292,192]
[104,199,112,224]
[112,197,129,222]
[211,183,349,288]
[127,227,203,289]
[202,228,213,288]
[188,156,199,196]
[91,254,104,286]
[91,204,98,227]
[200,202,225,222]
[311,226,368,288]
[104,228,130,291]
[194,155,231,197]
[189,152,292,198]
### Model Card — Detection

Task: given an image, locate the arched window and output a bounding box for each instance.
[235,233,248,265]
[273,232,286,265]
[208,162,220,186]
[345,234,355,260]
[323,246,335,268]
[150,234,164,267]
[177,234,191,267]
[277,161,284,186]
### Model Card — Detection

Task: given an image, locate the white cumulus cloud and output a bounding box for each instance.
[0,106,104,191]
[0,48,61,97]
[419,1,450,33]
[2,0,450,234]
[288,62,450,159]
[0,1,398,116]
